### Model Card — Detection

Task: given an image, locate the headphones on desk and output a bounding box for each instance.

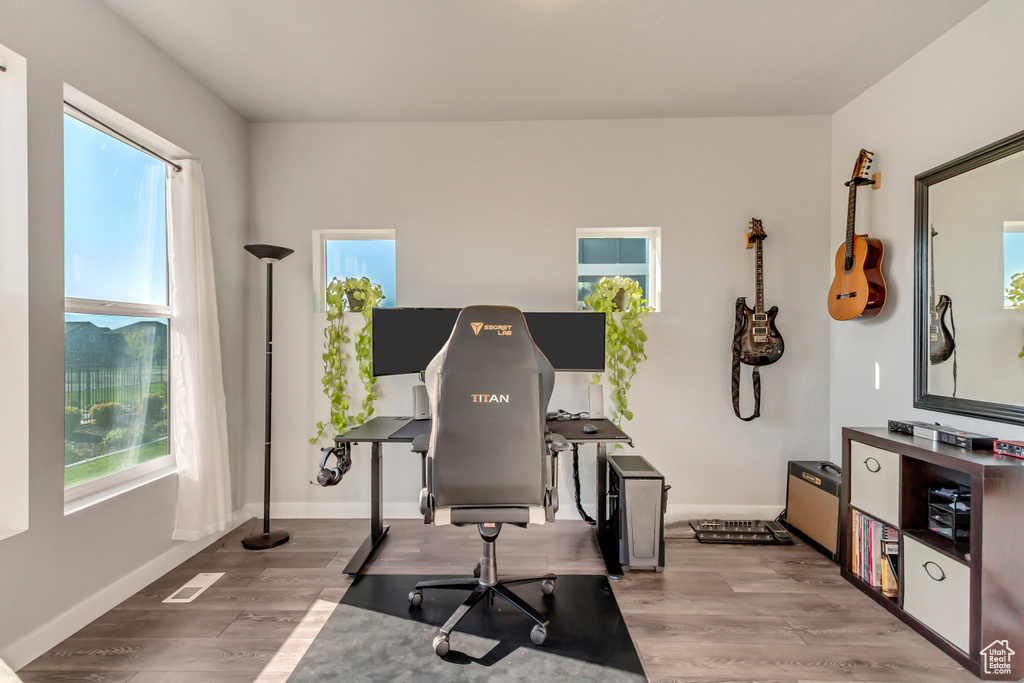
[314,445,352,487]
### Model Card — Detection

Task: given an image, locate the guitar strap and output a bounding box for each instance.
[949,299,957,398]
[731,297,761,421]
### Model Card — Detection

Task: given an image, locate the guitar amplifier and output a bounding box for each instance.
[784,460,842,561]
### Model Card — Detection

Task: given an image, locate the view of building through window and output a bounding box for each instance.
[576,228,660,311]
[63,112,171,489]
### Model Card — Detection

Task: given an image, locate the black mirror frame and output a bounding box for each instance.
[914,127,1024,425]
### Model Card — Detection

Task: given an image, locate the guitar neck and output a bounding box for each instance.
[929,228,936,311]
[755,237,764,314]
[844,182,857,260]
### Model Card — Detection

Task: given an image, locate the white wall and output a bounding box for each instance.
[0,0,248,667]
[248,116,831,523]
[830,0,1024,456]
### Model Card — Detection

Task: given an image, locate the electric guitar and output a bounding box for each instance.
[928,227,955,364]
[738,219,784,366]
[827,149,887,320]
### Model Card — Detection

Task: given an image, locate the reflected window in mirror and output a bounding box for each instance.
[1003,222,1024,309]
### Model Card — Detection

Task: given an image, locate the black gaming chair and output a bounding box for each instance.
[408,305,568,656]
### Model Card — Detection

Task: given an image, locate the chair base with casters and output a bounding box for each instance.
[408,522,556,656]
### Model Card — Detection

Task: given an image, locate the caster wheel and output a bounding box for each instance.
[541,579,555,596]
[433,634,450,656]
[408,590,423,607]
[473,563,481,578]
[530,624,547,645]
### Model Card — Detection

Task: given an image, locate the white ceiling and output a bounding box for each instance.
[99,0,986,123]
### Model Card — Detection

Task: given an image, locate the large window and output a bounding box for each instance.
[313,229,396,309]
[64,107,172,494]
[577,227,661,311]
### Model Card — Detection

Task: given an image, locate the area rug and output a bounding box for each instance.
[287,574,646,682]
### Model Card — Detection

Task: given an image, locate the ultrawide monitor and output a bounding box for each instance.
[371,308,605,376]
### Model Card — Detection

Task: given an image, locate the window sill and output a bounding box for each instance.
[64,456,177,516]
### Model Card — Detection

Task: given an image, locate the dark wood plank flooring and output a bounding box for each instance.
[18,518,976,682]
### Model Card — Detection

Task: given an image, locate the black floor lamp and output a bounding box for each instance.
[242,243,294,550]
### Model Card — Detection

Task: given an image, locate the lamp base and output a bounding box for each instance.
[241,530,290,550]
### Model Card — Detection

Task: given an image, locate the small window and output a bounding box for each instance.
[63,99,173,495]
[1004,221,1024,309]
[313,229,396,309]
[577,227,661,311]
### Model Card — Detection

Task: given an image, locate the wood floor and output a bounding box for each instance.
[18,517,976,682]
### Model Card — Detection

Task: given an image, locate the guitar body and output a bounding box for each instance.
[929,294,955,364]
[827,234,887,321]
[738,299,784,366]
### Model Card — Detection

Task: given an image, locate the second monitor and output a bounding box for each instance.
[372,308,605,376]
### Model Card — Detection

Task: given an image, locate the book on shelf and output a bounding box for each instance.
[850,509,899,595]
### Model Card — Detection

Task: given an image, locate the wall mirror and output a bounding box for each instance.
[915,129,1024,424]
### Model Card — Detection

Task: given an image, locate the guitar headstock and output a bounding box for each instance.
[748,217,766,242]
[850,149,874,184]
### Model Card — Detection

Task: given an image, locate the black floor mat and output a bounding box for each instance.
[288,574,646,682]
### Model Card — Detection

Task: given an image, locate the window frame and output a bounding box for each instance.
[62,91,180,507]
[576,227,662,311]
[311,228,397,312]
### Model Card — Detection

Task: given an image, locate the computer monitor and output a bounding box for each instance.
[522,311,606,373]
[371,308,605,376]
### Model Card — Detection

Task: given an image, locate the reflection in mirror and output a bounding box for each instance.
[918,139,1024,420]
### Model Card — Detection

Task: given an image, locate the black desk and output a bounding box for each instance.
[333,416,631,576]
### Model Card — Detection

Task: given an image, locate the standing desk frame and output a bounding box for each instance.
[333,416,632,576]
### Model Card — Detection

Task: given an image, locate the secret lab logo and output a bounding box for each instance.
[470,322,512,336]
[981,640,1015,676]
[471,394,510,404]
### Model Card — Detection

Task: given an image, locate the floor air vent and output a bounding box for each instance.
[163,572,224,603]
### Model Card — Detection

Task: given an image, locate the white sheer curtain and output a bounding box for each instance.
[167,160,233,541]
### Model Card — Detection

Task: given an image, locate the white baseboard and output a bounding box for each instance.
[243,501,422,519]
[664,503,785,525]
[1,512,248,672]
[244,502,782,525]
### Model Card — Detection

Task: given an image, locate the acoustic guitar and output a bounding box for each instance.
[827,149,887,320]
[928,227,955,364]
[738,219,784,366]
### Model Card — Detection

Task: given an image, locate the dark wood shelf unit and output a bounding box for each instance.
[841,427,1024,681]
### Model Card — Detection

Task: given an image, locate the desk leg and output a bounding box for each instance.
[593,442,623,577]
[343,441,390,576]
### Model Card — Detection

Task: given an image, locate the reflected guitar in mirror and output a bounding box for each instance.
[928,227,955,366]
[828,149,887,321]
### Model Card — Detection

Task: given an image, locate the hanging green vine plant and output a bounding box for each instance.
[584,276,650,430]
[311,276,385,443]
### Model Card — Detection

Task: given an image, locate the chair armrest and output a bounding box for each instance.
[411,434,429,454]
[546,433,570,453]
